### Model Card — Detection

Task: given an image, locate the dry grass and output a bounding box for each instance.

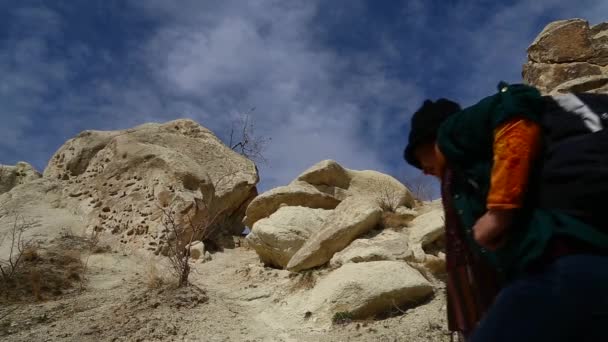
[22,246,40,262]
[146,262,169,290]
[0,246,84,303]
[29,268,42,301]
[0,218,105,303]
[376,185,403,212]
[401,175,436,202]
[288,271,317,293]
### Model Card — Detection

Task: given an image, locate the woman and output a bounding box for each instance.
[403,82,608,341]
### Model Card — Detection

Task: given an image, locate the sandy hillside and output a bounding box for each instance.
[1,233,449,342]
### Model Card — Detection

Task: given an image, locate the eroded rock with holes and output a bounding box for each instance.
[44,119,259,251]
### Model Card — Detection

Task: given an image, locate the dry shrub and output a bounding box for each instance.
[0,209,94,302]
[159,172,239,287]
[0,247,84,303]
[22,246,39,262]
[29,268,42,301]
[288,271,317,292]
[376,184,403,212]
[146,263,167,290]
[92,244,112,254]
[0,214,36,283]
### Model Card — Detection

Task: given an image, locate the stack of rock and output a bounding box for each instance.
[524,19,608,94]
[246,160,446,321]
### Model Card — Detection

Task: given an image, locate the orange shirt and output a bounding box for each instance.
[487,118,542,210]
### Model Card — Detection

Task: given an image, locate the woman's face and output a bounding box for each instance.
[414,142,445,178]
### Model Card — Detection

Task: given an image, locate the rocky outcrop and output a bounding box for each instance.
[524,19,608,94]
[408,208,445,262]
[246,160,416,271]
[296,159,351,189]
[305,261,433,320]
[286,197,383,272]
[329,228,412,267]
[244,160,414,228]
[246,206,333,268]
[0,162,41,194]
[43,119,259,250]
[243,182,341,228]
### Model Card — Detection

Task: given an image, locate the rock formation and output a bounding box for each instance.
[305,261,433,319]
[524,19,608,94]
[286,196,384,272]
[246,206,333,268]
[246,160,446,322]
[0,162,41,194]
[329,229,413,267]
[246,160,419,270]
[1,119,259,257]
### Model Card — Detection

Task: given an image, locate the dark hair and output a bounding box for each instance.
[403,98,461,169]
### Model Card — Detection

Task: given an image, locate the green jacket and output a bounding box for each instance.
[436,82,608,280]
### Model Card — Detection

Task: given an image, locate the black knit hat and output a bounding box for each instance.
[403,98,461,169]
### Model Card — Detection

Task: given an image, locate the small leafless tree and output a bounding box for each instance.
[228,109,271,165]
[158,172,238,287]
[0,213,35,283]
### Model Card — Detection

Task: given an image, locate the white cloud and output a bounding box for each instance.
[1,0,607,195]
[129,0,420,189]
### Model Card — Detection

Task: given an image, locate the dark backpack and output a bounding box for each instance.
[537,92,608,230]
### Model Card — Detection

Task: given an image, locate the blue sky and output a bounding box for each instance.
[1,1,607,195]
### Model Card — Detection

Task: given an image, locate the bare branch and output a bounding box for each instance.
[228,110,271,165]
[157,171,242,287]
[0,213,35,283]
[401,175,436,202]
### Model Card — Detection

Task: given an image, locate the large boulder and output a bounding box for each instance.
[243,181,341,227]
[43,119,259,250]
[246,206,333,268]
[245,160,414,228]
[286,197,383,272]
[329,228,412,267]
[524,19,608,94]
[347,170,415,211]
[527,19,595,64]
[296,160,416,208]
[305,261,433,320]
[408,207,445,262]
[522,62,603,94]
[0,162,41,194]
[296,159,351,189]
